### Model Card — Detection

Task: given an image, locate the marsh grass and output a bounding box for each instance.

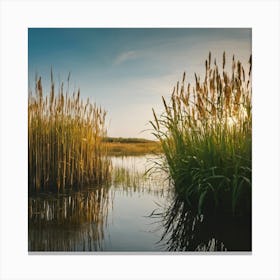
[151,52,252,217]
[28,73,111,193]
[106,141,161,156]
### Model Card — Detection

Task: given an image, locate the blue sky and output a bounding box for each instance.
[28,28,251,139]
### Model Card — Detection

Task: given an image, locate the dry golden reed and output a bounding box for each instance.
[28,73,111,192]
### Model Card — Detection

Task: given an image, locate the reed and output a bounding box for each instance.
[151,52,252,217]
[28,73,111,193]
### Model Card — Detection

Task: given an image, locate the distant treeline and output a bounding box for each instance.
[103,137,155,144]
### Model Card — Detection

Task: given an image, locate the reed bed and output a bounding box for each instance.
[151,52,252,217]
[28,73,111,193]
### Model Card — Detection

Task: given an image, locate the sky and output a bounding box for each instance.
[28,28,251,139]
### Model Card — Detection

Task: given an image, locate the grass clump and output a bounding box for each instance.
[151,52,252,217]
[28,72,111,193]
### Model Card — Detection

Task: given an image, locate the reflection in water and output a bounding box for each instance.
[111,155,168,197]
[156,194,251,251]
[28,155,251,252]
[28,155,170,252]
[29,187,110,251]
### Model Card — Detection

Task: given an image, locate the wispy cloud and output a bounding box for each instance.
[114,50,138,65]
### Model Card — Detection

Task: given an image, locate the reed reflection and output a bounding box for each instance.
[28,156,169,252]
[157,194,251,252]
[28,187,110,251]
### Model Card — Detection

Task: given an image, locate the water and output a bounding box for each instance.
[28,155,170,252]
[28,155,251,252]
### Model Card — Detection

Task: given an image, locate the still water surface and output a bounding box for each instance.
[29,155,251,252]
[29,156,170,251]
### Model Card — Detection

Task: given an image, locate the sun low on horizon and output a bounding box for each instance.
[28,27,252,253]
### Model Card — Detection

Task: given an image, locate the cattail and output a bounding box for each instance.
[232,55,236,75]
[248,55,252,77]
[237,61,241,80]
[224,85,231,109]
[224,73,228,85]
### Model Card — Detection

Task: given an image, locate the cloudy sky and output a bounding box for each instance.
[28,28,251,139]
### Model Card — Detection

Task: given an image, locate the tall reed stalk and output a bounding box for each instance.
[151,52,252,217]
[28,73,111,192]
